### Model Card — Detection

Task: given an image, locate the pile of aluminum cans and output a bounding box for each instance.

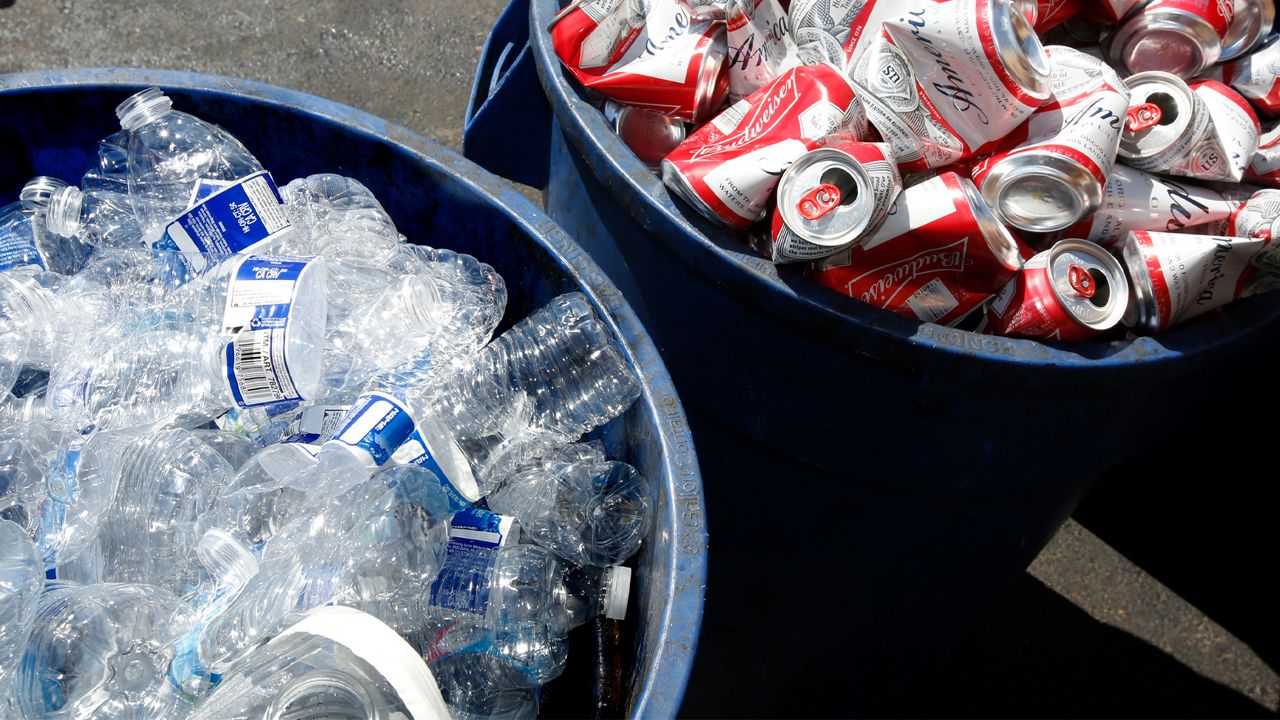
[551,0,1280,340]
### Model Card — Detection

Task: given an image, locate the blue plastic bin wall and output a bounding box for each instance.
[0,68,706,720]
[462,1,1280,714]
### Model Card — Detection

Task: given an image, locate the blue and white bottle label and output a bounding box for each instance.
[327,391,419,467]
[0,219,44,271]
[223,256,312,409]
[429,508,515,617]
[156,171,292,275]
[391,428,478,512]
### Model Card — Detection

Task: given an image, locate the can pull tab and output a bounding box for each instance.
[797,183,842,221]
[1125,103,1162,132]
[1068,264,1096,298]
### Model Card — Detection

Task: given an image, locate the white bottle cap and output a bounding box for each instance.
[603,565,632,621]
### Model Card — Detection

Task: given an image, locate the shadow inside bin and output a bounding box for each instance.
[908,572,1276,718]
[1070,417,1280,677]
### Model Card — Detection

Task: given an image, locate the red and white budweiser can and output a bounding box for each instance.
[810,172,1025,326]
[1211,36,1280,118]
[970,46,1130,233]
[1058,163,1246,247]
[754,140,901,262]
[550,0,730,123]
[849,0,1053,173]
[1118,73,1260,183]
[1246,121,1280,186]
[662,63,867,228]
[1118,229,1279,332]
[985,239,1130,340]
[726,0,803,101]
[1080,0,1143,23]
[1104,0,1233,78]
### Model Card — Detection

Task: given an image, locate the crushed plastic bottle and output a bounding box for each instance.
[0,176,93,275]
[0,519,43,699]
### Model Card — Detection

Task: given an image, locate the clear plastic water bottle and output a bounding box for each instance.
[115,88,264,240]
[15,582,194,719]
[424,618,562,718]
[82,130,131,195]
[329,292,641,509]
[430,541,631,638]
[187,605,450,720]
[1,425,47,534]
[0,312,28,397]
[0,266,93,372]
[45,254,328,433]
[487,444,652,567]
[188,465,451,676]
[0,519,43,699]
[278,174,402,262]
[45,184,147,250]
[324,245,507,393]
[93,429,236,594]
[0,176,93,275]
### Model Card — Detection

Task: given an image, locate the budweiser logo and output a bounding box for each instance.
[906,8,989,125]
[848,237,969,305]
[691,72,802,158]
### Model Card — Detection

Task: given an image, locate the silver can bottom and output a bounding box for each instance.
[979,153,1102,233]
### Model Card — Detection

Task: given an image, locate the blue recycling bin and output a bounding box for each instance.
[463,1,1280,714]
[0,67,706,718]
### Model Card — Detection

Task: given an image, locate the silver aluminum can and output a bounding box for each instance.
[1118,71,1254,182]
[602,100,688,169]
[1104,0,1231,78]
[973,46,1130,233]
[1227,188,1280,243]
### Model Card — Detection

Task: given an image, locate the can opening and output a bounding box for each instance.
[819,167,859,207]
[1147,91,1180,127]
[1086,268,1111,308]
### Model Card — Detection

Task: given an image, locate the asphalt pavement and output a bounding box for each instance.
[1,0,1275,716]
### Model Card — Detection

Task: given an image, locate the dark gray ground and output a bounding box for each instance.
[2,0,1276,715]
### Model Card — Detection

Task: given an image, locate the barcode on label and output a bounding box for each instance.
[711,100,750,134]
[229,329,300,407]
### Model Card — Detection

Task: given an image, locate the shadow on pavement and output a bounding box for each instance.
[908,573,1276,718]
[1072,427,1279,676]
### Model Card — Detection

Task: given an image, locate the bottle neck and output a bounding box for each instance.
[116,87,175,132]
[45,186,85,238]
[20,176,69,209]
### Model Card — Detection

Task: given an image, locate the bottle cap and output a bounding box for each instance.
[603,565,632,621]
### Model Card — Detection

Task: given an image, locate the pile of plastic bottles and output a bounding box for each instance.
[1,88,652,719]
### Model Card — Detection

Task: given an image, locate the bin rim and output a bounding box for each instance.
[525,0,1280,370]
[0,67,707,719]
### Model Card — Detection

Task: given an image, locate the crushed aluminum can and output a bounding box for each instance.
[1246,121,1280,186]
[849,0,1053,173]
[1209,36,1280,118]
[787,0,905,74]
[971,45,1130,233]
[1118,72,1259,183]
[984,238,1130,340]
[1057,163,1248,247]
[810,172,1025,326]
[602,100,688,168]
[725,0,803,101]
[1219,0,1276,60]
[661,62,868,229]
[1103,0,1233,78]
[1224,187,1280,240]
[1118,229,1280,332]
[753,139,901,262]
[550,0,730,123]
